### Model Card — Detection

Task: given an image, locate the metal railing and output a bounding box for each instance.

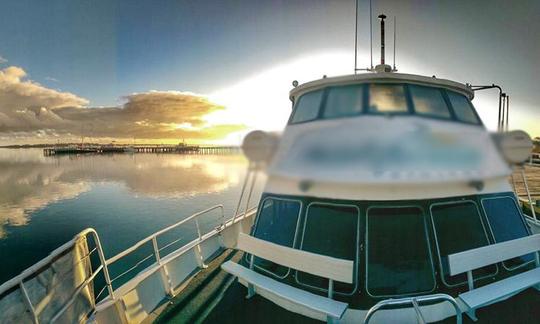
[0,203,259,323]
[0,228,112,324]
[513,165,539,225]
[364,293,462,324]
[104,205,225,294]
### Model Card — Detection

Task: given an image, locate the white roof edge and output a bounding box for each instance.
[289,72,474,101]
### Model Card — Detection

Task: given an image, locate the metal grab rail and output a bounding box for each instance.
[364,293,462,324]
[0,228,112,324]
[519,167,538,223]
[106,204,224,266]
[104,204,226,297]
[0,203,258,324]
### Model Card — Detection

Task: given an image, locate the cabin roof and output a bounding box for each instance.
[290,72,474,101]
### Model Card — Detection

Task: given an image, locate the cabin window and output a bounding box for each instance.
[296,203,359,294]
[482,197,534,270]
[366,206,435,297]
[447,92,480,124]
[409,85,451,119]
[250,197,302,278]
[431,201,497,286]
[290,90,324,124]
[368,84,408,114]
[323,85,364,119]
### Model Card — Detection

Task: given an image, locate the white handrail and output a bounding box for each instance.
[0,204,258,324]
[0,228,111,297]
[520,168,537,222]
[364,293,462,324]
[106,204,224,265]
[0,228,112,323]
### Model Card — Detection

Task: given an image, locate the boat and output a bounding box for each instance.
[123,146,137,154]
[2,7,540,324]
[50,145,98,155]
[100,143,126,154]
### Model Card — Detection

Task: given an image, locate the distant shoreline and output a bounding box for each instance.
[0,143,211,148]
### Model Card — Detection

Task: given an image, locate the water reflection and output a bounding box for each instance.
[0,148,248,238]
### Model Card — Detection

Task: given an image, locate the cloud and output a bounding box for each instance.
[0,66,244,142]
[0,56,7,64]
[0,66,88,111]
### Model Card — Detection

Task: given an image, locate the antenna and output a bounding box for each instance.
[354,0,359,73]
[378,14,386,65]
[370,0,373,69]
[393,16,397,71]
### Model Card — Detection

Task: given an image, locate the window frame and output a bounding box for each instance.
[407,84,453,121]
[444,90,483,126]
[294,201,361,296]
[366,83,412,116]
[288,89,327,125]
[246,196,304,279]
[321,84,366,120]
[429,200,499,288]
[480,195,535,271]
[365,204,437,298]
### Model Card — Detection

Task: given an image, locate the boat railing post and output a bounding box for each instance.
[411,298,427,324]
[91,231,115,300]
[220,205,225,228]
[233,163,252,222]
[242,165,258,219]
[152,235,174,296]
[521,167,537,222]
[19,281,39,324]
[194,218,207,268]
[246,254,255,298]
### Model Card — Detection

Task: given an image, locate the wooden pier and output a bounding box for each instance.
[44,145,241,156]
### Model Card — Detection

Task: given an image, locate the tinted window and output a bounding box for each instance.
[431,202,496,286]
[368,84,408,113]
[447,92,480,124]
[291,90,323,123]
[482,197,534,269]
[323,85,364,119]
[251,198,301,277]
[297,204,359,294]
[367,207,435,296]
[409,85,451,118]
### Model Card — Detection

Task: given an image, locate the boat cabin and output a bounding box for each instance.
[236,72,539,322]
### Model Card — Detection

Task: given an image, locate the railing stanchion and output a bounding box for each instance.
[92,231,115,300]
[152,236,161,263]
[521,167,537,222]
[233,164,252,221]
[194,218,207,268]
[242,166,258,219]
[152,236,174,296]
[19,282,39,324]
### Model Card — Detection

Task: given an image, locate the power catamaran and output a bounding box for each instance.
[1,11,539,324]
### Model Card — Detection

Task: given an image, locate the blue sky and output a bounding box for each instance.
[0,0,538,143]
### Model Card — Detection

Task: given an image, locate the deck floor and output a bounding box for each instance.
[512,165,540,201]
[156,249,540,323]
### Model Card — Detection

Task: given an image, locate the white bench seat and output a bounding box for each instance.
[459,267,540,309]
[222,261,348,321]
[448,234,540,321]
[222,233,354,323]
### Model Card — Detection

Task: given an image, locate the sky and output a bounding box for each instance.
[0,0,538,144]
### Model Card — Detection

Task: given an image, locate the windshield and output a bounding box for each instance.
[289,83,481,126]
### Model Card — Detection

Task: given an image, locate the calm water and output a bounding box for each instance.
[0,148,263,286]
